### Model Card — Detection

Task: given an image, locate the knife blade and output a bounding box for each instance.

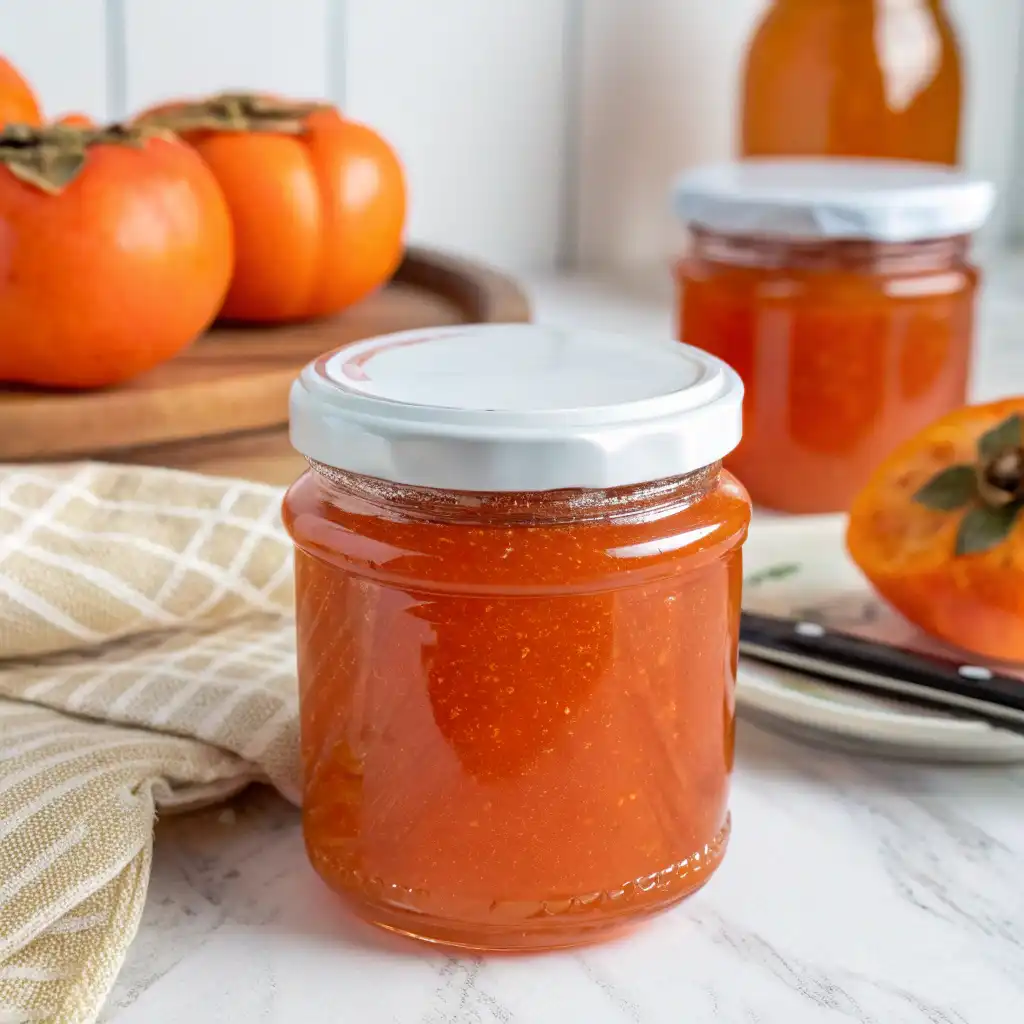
[739,610,1024,733]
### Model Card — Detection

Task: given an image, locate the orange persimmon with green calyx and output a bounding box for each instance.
[847,398,1024,662]
[136,92,407,323]
[0,122,233,389]
[0,56,41,126]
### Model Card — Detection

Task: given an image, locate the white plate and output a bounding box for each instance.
[739,513,1024,763]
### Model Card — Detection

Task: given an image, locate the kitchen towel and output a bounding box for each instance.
[0,462,299,1024]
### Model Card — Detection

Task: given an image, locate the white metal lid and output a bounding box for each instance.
[289,323,743,492]
[673,158,995,242]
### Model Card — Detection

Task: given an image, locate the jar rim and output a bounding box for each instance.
[673,158,994,243]
[684,228,972,274]
[289,324,743,493]
[305,460,723,528]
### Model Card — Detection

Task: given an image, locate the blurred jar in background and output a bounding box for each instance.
[673,159,994,514]
[741,0,962,166]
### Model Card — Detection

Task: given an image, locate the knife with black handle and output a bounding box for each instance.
[739,610,1024,733]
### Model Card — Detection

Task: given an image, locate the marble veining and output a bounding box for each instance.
[99,722,1024,1024]
[99,268,1024,1023]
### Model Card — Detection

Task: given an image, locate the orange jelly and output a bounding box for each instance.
[283,324,750,950]
[741,0,962,165]
[673,160,993,514]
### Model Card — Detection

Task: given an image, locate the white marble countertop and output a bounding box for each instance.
[102,260,1024,1024]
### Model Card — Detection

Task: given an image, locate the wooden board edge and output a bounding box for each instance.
[0,372,295,462]
[396,247,532,324]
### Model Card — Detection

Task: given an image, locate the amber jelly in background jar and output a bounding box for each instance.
[283,324,750,951]
[741,0,962,165]
[673,158,994,514]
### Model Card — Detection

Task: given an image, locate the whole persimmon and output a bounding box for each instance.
[847,398,1024,662]
[137,93,406,323]
[0,122,233,388]
[0,56,41,126]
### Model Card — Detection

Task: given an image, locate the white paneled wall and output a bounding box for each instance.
[0,0,108,120]
[344,0,573,269]
[121,0,332,116]
[0,1,1022,272]
[953,0,1024,248]
[575,0,766,271]
[0,0,573,270]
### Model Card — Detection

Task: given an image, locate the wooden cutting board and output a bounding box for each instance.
[0,247,531,486]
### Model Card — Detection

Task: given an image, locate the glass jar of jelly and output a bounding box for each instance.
[674,158,994,513]
[741,0,962,165]
[283,324,750,950]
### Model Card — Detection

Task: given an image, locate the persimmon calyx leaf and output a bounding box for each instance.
[5,148,85,194]
[0,122,162,194]
[912,413,1024,556]
[978,413,1023,460]
[955,502,1023,557]
[138,92,332,135]
[913,465,977,511]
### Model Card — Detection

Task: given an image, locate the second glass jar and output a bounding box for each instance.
[674,159,994,513]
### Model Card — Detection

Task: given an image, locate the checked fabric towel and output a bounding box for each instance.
[0,462,300,1023]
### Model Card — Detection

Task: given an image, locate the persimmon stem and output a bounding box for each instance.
[978,448,1024,508]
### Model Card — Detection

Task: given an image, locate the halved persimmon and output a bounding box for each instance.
[846,398,1024,663]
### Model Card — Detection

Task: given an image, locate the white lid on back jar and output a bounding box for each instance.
[673,158,996,242]
[289,323,743,492]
